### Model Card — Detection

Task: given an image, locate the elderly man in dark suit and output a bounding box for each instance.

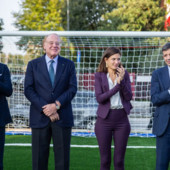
[151,42,170,170]
[0,63,13,170]
[24,34,77,170]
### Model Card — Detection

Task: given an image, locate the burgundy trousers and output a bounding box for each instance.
[95,109,130,170]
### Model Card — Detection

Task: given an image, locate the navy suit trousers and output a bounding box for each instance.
[32,122,72,170]
[32,122,64,170]
[156,118,170,170]
[0,126,5,170]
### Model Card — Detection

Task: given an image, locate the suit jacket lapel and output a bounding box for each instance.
[39,55,52,88]
[161,66,170,90]
[53,56,66,88]
[101,72,109,92]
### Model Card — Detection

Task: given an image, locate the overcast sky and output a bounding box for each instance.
[0,0,21,31]
[0,0,22,54]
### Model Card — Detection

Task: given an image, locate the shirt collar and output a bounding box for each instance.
[45,55,58,64]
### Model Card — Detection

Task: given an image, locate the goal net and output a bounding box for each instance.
[0,31,169,137]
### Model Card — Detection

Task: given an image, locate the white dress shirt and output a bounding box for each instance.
[107,73,123,109]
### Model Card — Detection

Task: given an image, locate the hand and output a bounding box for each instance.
[42,103,56,117]
[116,66,125,84]
[49,112,60,122]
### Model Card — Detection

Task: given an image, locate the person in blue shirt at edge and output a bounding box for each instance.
[24,33,77,170]
[151,42,170,170]
[0,63,13,170]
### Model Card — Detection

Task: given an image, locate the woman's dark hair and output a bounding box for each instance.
[97,47,121,73]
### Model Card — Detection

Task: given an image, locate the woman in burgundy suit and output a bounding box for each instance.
[95,47,133,170]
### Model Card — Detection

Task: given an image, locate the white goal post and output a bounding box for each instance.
[0,31,170,136]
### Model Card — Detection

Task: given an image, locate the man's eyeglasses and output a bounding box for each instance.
[46,41,61,46]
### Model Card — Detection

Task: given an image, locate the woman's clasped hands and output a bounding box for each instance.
[116,66,125,84]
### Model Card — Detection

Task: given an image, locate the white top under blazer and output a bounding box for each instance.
[107,73,123,109]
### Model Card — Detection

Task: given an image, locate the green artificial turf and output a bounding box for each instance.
[3,135,162,170]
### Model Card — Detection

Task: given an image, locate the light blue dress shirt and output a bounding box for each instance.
[45,55,58,74]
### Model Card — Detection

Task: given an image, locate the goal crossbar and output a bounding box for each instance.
[1,31,170,37]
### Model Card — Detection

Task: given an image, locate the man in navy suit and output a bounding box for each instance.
[0,63,13,170]
[151,42,170,170]
[24,34,77,170]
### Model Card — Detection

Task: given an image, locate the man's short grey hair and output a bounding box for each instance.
[162,42,170,52]
[42,33,61,47]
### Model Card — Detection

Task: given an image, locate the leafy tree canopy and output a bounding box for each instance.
[13,0,64,31]
[100,0,165,31]
[13,0,118,31]
[13,0,165,31]
[61,0,118,30]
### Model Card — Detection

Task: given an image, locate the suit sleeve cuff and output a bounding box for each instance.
[120,78,125,86]
[168,89,170,95]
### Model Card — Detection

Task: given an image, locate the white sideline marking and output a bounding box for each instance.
[5,143,156,148]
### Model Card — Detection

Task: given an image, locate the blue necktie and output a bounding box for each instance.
[49,60,55,86]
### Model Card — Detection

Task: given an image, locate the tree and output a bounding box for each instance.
[61,0,118,31]
[59,0,119,71]
[100,0,165,31]
[13,0,67,56]
[13,0,166,31]
[13,0,65,31]
[12,0,166,74]
[12,0,119,65]
[13,0,118,31]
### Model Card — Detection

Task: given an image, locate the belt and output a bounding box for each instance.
[110,105,123,109]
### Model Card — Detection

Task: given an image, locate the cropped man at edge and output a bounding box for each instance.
[0,63,13,170]
[151,42,170,170]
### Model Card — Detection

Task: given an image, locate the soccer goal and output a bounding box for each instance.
[0,31,170,136]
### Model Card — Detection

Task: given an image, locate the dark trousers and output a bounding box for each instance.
[0,126,5,170]
[32,122,72,170]
[156,119,170,170]
[95,109,130,170]
[62,127,72,170]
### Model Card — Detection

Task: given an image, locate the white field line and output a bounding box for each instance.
[5,143,156,149]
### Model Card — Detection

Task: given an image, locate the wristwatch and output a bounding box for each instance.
[55,101,60,110]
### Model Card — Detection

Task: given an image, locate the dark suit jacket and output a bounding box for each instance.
[0,63,13,126]
[151,66,170,136]
[24,55,77,128]
[95,71,133,119]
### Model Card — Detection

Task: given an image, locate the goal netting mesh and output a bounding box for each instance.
[1,31,169,137]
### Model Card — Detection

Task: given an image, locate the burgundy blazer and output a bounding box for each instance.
[95,71,133,119]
